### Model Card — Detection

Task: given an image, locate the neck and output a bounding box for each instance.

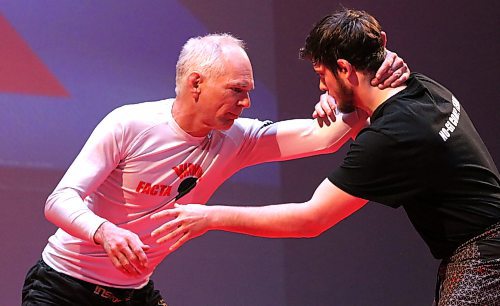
[354,73,407,116]
[171,98,211,137]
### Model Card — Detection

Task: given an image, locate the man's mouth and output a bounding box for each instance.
[226,112,240,120]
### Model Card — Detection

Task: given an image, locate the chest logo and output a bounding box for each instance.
[135,162,203,197]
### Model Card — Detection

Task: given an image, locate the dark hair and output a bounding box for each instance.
[300,8,386,75]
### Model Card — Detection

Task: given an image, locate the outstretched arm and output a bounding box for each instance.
[151,178,368,251]
[243,103,368,165]
[243,49,408,164]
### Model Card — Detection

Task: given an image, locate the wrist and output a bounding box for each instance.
[93,221,110,244]
[208,206,226,231]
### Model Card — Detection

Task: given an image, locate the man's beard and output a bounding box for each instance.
[336,78,355,113]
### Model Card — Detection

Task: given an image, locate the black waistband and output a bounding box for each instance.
[39,259,148,299]
[453,221,500,255]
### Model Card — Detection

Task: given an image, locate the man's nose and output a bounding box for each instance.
[238,94,251,108]
[319,80,328,92]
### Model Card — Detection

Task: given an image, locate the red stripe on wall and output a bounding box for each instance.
[0,14,69,97]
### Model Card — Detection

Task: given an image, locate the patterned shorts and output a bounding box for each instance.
[435,222,500,306]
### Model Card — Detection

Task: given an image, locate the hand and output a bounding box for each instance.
[94,222,150,275]
[312,93,338,126]
[371,49,410,89]
[150,204,210,252]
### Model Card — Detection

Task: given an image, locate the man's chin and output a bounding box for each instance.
[219,119,235,130]
[338,104,356,114]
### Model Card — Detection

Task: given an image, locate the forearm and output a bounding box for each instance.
[274,111,368,159]
[151,179,368,249]
[200,179,369,238]
[248,116,360,166]
[45,188,108,242]
[206,203,327,238]
[44,112,122,242]
[279,119,349,157]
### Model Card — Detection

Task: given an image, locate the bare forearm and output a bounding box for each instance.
[274,112,366,159]
[151,179,369,251]
[206,203,327,238]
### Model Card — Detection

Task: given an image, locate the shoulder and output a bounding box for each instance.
[407,73,453,104]
[109,99,172,124]
[98,99,172,134]
[94,99,173,143]
[369,73,455,142]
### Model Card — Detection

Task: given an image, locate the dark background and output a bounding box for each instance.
[1,1,498,305]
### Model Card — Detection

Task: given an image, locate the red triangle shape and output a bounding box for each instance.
[0,14,69,97]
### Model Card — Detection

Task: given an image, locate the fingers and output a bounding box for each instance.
[109,253,128,275]
[372,50,396,86]
[150,203,204,252]
[158,223,193,252]
[130,242,149,269]
[151,215,191,251]
[99,225,150,276]
[151,219,181,244]
[372,49,410,89]
[150,208,180,238]
[169,231,191,252]
[313,93,337,126]
[117,249,140,275]
[105,242,142,275]
[387,56,410,88]
[316,116,330,127]
[151,222,171,240]
[320,93,337,121]
[378,71,400,89]
[150,209,176,220]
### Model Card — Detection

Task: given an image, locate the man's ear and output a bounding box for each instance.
[337,59,359,86]
[380,31,387,48]
[336,59,354,77]
[188,72,202,100]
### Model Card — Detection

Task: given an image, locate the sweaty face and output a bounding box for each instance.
[314,64,355,113]
[198,47,254,131]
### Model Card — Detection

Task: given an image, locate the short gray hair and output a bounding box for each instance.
[175,33,246,95]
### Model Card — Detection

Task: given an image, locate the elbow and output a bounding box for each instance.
[44,188,73,225]
[301,225,327,238]
[297,216,329,238]
[44,187,83,223]
[324,141,343,154]
[44,194,56,223]
[308,130,347,154]
[293,203,337,238]
[309,133,343,154]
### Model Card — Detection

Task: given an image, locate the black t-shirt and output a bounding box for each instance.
[328,73,500,259]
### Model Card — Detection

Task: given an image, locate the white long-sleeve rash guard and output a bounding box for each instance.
[42,98,366,288]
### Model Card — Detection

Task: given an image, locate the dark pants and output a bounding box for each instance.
[434,222,500,306]
[22,260,167,306]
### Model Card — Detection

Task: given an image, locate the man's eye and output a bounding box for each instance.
[232,88,243,93]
